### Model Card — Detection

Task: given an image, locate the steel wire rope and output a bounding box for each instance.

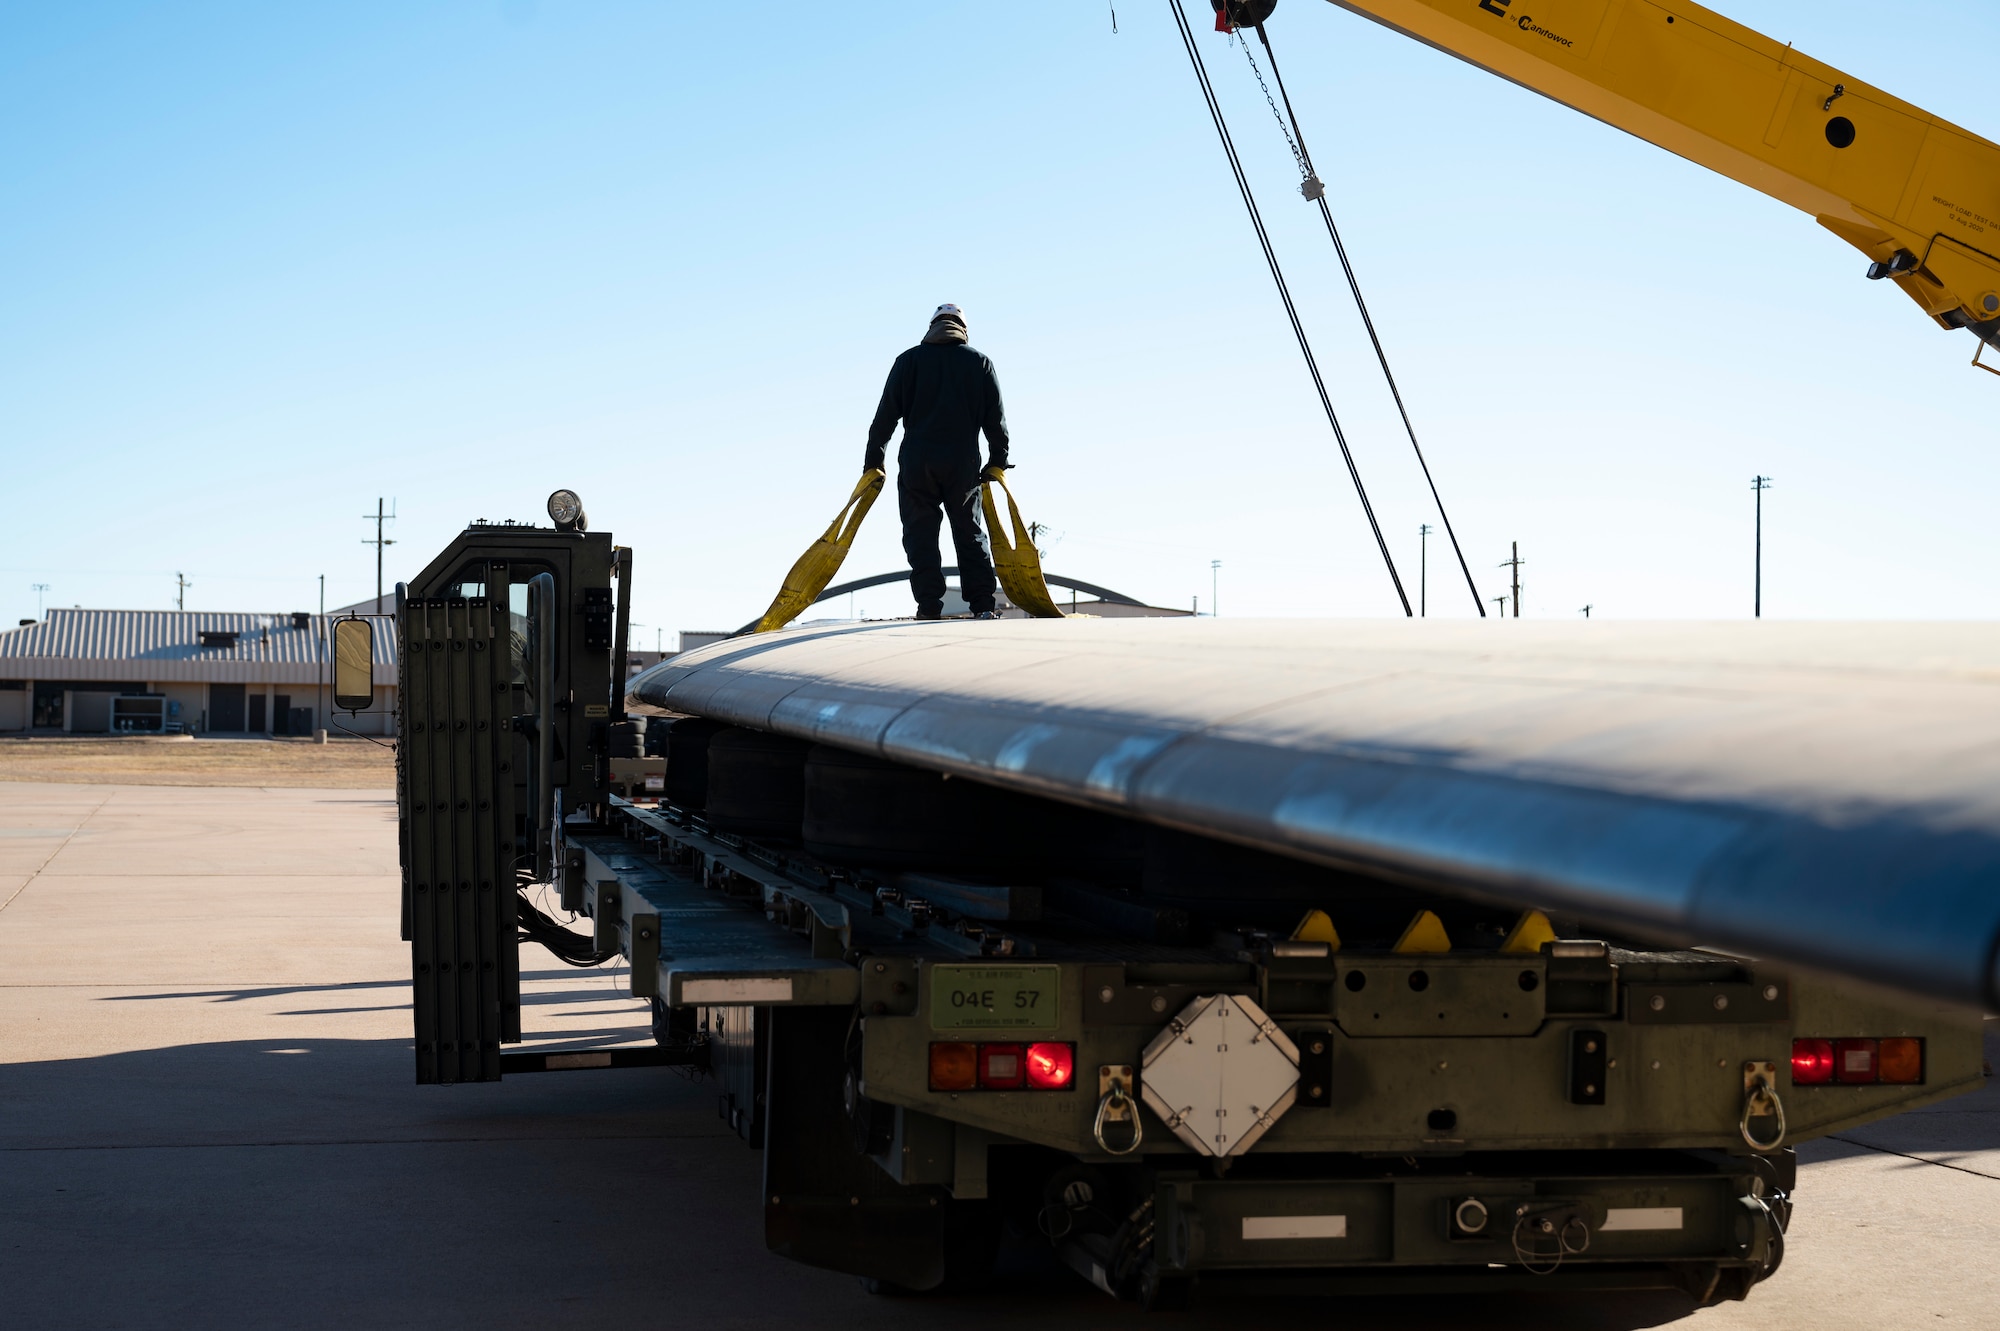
[1168,0,1412,616]
[1240,21,1486,616]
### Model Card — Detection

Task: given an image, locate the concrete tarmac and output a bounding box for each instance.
[2,782,1994,1330]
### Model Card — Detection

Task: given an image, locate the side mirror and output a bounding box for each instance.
[333,618,375,712]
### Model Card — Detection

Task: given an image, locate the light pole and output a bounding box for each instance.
[1752,476,1772,618]
[1211,560,1222,617]
[1418,524,1432,617]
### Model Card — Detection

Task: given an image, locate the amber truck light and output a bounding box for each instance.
[1878,1037,1924,1084]
[1835,1038,1880,1084]
[929,1041,977,1092]
[979,1043,1025,1090]
[1792,1038,1835,1085]
[1025,1042,1076,1090]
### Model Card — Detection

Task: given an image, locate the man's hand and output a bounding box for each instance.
[981,464,1010,484]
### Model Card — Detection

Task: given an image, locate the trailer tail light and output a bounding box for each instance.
[1791,1039,1835,1085]
[1878,1037,1924,1084]
[1025,1042,1076,1090]
[978,1043,1025,1090]
[928,1041,1077,1091]
[1792,1037,1922,1086]
[929,1041,977,1092]
[1834,1038,1880,1084]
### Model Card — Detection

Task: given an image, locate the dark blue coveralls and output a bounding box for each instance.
[864,340,1011,617]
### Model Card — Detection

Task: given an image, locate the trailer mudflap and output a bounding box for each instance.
[763,1008,988,1290]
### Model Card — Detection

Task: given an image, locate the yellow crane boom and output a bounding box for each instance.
[1317,0,2000,360]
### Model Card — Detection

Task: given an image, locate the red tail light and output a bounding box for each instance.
[1791,1038,1834,1085]
[1025,1042,1076,1090]
[1834,1038,1880,1084]
[978,1043,1024,1090]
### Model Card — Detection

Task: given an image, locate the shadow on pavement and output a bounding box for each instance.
[0,1034,1725,1331]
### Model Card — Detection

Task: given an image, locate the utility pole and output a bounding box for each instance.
[1580,604,1593,619]
[1498,542,1524,617]
[32,583,50,618]
[362,498,397,613]
[1211,560,1222,618]
[1491,596,1509,618]
[174,573,191,611]
[317,574,328,744]
[1752,476,1772,618]
[1418,524,1432,617]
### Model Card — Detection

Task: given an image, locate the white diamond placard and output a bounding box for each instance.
[1139,993,1300,1157]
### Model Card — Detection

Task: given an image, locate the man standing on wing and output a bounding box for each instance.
[863,303,1010,620]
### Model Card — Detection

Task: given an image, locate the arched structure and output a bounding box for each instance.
[733,568,1146,635]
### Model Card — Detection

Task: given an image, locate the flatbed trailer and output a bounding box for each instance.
[366,505,1989,1310]
[552,790,1978,1305]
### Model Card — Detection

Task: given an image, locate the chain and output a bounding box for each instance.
[1240,38,1310,181]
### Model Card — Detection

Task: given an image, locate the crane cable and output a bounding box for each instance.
[1168,0,1413,617]
[1239,19,1487,617]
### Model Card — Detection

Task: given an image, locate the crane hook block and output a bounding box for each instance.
[1211,0,1277,33]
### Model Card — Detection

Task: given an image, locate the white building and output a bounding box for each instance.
[0,609,397,736]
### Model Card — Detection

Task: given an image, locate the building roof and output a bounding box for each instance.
[0,609,396,685]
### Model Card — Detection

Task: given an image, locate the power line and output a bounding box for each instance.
[1168,0,1412,616]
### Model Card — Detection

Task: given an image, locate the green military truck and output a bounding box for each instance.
[342,495,1990,1309]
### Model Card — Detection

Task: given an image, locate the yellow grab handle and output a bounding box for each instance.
[751,469,885,634]
[979,471,1065,619]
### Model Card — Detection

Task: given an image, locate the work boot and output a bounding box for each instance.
[914,607,944,621]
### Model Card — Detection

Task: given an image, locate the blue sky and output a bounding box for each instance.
[5,1,1998,637]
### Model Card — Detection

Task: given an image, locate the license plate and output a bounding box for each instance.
[930,965,1061,1031]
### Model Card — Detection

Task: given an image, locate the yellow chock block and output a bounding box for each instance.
[1499,909,1557,955]
[1291,908,1341,949]
[1393,909,1451,954]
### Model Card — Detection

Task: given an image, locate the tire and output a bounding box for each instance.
[661,717,727,810]
[705,728,809,837]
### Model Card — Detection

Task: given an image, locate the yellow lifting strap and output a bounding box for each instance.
[980,471,1065,619]
[751,469,885,634]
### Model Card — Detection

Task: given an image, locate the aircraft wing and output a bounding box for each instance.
[629,618,2000,1011]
